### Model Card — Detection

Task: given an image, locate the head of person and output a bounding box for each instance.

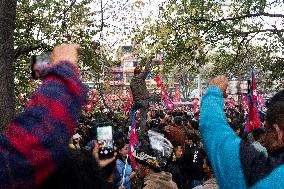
[172,141,183,160]
[189,120,199,131]
[133,130,173,176]
[117,140,129,160]
[265,90,284,154]
[185,132,200,146]
[39,150,105,189]
[134,66,141,76]
[203,158,214,180]
[173,116,182,127]
[252,128,266,144]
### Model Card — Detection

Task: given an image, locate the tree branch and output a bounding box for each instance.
[59,0,77,17]
[14,43,49,59]
[230,28,284,36]
[188,12,284,23]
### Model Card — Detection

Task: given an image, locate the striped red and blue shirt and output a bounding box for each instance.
[0,61,87,188]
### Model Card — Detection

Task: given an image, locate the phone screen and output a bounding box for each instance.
[97,126,114,159]
[31,52,51,79]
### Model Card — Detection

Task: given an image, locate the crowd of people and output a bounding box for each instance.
[0,44,284,189]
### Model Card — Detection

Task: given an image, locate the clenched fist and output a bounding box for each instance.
[209,75,229,97]
[50,43,80,66]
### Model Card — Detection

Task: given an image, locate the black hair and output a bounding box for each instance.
[186,132,200,143]
[252,128,266,141]
[174,116,182,126]
[171,141,182,150]
[39,149,106,189]
[266,89,284,129]
[190,120,199,130]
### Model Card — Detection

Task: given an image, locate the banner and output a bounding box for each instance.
[245,71,262,132]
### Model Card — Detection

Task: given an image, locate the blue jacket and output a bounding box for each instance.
[116,158,133,189]
[200,86,284,189]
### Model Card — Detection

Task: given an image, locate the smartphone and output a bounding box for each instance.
[31,51,51,79]
[97,126,114,159]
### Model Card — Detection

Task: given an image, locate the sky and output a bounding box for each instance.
[88,0,284,58]
[90,0,164,54]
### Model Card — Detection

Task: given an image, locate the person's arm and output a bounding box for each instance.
[200,85,247,188]
[0,44,87,188]
[200,77,284,189]
[139,60,151,80]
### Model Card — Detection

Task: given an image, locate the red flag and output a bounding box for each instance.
[174,85,181,102]
[156,73,176,110]
[257,96,264,107]
[160,85,169,99]
[193,96,199,113]
[85,91,97,112]
[124,90,133,113]
[165,98,176,109]
[128,113,138,169]
[245,71,262,132]
[241,93,248,110]
[85,101,94,112]
[155,74,162,87]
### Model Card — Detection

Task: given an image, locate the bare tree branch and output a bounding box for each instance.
[59,0,77,17]
[14,43,49,59]
[188,12,284,23]
[230,28,284,36]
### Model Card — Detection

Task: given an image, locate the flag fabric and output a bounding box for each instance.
[124,90,133,113]
[155,73,176,110]
[245,71,262,132]
[85,92,98,112]
[85,101,94,112]
[193,96,199,113]
[257,96,265,107]
[174,85,181,102]
[241,93,248,110]
[156,74,162,87]
[128,112,139,169]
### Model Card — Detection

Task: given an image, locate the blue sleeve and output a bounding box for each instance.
[116,159,130,186]
[200,86,247,188]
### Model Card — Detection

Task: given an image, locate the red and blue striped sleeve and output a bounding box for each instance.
[0,61,87,188]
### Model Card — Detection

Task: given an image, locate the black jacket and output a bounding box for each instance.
[130,63,150,101]
[182,144,206,180]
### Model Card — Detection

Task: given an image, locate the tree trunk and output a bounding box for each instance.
[0,0,17,128]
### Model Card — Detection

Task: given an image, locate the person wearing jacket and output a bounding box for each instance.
[115,142,136,189]
[200,75,284,189]
[129,58,151,132]
[0,44,87,188]
[193,158,219,189]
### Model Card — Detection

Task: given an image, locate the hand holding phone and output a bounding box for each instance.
[49,43,80,66]
[97,126,114,159]
[93,143,117,168]
[31,44,80,79]
[31,52,51,79]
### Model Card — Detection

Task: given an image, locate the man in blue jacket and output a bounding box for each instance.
[200,75,284,189]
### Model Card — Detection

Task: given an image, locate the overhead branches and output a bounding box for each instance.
[187,12,284,23]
